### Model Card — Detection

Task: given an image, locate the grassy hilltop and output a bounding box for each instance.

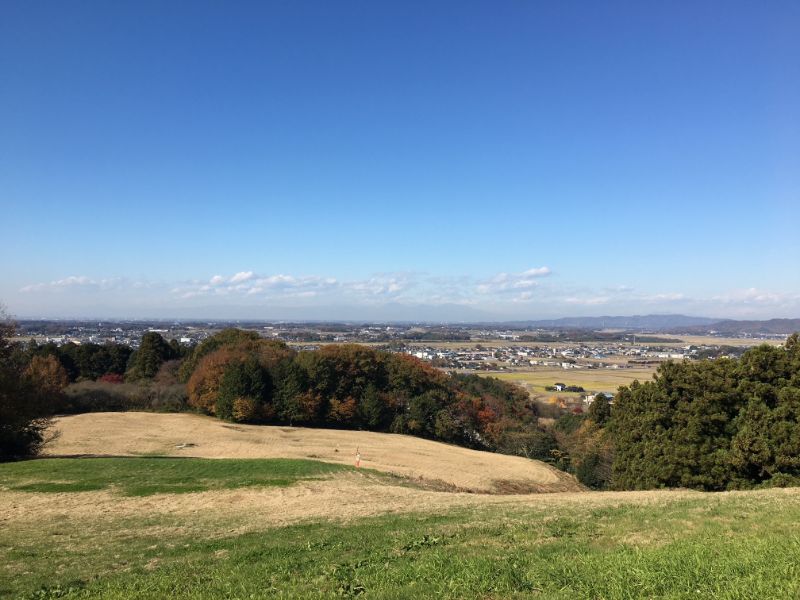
[2,455,800,599]
[4,327,800,597]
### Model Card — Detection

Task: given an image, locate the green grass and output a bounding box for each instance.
[3,459,800,598]
[0,457,348,496]
[0,458,800,599]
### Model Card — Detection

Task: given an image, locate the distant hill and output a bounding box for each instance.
[680,318,800,336]
[506,314,719,330]
[32,302,498,324]
[505,315,800,335]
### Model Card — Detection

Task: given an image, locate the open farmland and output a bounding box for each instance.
[490,366,657,395]
[655,334,785,347]
[2,416,800,598]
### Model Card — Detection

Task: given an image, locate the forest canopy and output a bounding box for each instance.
[183,332,552,458]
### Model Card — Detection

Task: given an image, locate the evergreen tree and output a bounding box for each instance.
[587,394,611,426]
[0,312,57,459]
[126,332,175,380]
[609,337,800,491]
[215,357,270,421]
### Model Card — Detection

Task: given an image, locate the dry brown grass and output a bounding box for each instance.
[7,468,797,534]
[29,413,800,539]
[45,412,580,494]
[0,469,723,531]
[657,334,784,347]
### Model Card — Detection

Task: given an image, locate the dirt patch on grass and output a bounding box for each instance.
[45,412,580,494]
[492,478,582,494]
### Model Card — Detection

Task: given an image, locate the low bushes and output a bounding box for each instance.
[61,381,188,414]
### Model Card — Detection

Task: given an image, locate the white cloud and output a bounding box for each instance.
[712,288,797,305]
[20,276,128,293]
[21,276,94,292]
[477,266,551,294]
[229,271,254,284]
[564,296,611,306]
[170,272,342,301]
[54,275,94,287]
[641,292,687,303]
[513,291,535,303]
[345,274,412,298]
[522,267,551,277]
[17,269,800,320]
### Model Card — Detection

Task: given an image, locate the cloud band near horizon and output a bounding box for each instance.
[11,266,800,320]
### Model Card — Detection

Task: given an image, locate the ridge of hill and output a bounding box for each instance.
[677,318,800,336]
[45,412,581,494]
[505,314,718,330]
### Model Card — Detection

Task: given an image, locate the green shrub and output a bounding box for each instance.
[575,452,607,489]
[61,381,187,413]
[553,413,585,434]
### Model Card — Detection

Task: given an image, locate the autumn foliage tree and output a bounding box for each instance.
[187,346,248,414]
[178,328,262,382]
[25,355,69,398]
[182,335,551,457]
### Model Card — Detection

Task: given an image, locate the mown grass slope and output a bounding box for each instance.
[2,457,800,599]
[45,412,580,493]
[0,457,348,496]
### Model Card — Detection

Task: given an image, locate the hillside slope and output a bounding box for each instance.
[45,412,580,494]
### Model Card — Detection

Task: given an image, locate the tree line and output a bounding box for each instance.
[4,315,800,494]
[181,329,555,458]
[0,325,555,462]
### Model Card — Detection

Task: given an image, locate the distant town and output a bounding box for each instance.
[12,319,787,376]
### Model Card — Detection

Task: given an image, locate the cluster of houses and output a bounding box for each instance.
[404,342,697,371]
[20,323,210,349]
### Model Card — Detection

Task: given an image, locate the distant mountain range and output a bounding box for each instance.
[503,314,719,330]
[13,306,800,335]
[24,302,497,323]
[677,318,800,336]
[501,315,800,335]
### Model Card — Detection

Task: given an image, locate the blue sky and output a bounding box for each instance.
[2,1,799,320]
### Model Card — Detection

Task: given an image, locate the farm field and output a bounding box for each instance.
[490,366,657,395]
[656,334,784,347]
[401,335,781,350]
[3,452,800,598]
